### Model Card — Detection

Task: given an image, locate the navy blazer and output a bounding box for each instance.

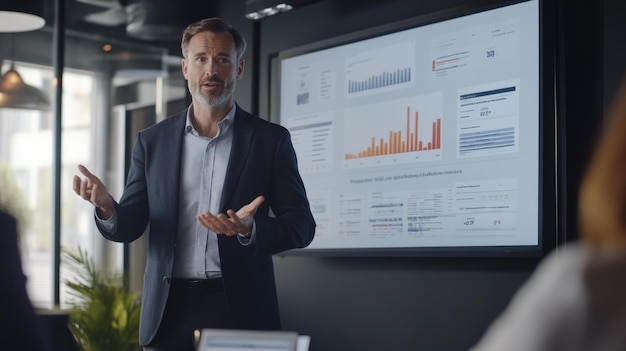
[96,105,315,345]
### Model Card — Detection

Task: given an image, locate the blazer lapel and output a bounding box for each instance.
[221,106,254,211]
[158,111,186,228]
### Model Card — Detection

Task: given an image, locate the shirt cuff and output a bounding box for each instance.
[96,208,118,233]
[237,220,256,246]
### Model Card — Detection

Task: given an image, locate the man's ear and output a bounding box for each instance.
[181,58,188,80]
[237,59,245,80]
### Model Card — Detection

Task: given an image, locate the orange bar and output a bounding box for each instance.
[389,131,393,154]
[396,131,401,154]
[427,142,432,150]
[419,141,423,151]
[371,137,376,157]
[380,138,385,156]
[406,107,410,152]
[432,121,436,150]
[436,118,441,149]
[396,131,400,154]
[415,112,419,152]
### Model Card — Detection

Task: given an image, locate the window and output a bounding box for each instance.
[0,62,111,307]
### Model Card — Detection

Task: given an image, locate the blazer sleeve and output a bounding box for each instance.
[96,132,151,243]
[252,126,316,255]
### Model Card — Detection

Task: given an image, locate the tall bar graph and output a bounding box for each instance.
[345,106,441,160]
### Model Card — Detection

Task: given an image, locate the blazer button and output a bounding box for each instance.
[162,276,170,285]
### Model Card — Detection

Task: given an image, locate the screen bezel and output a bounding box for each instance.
[274,0,557,258]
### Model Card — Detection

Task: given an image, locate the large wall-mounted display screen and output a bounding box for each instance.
[278,0,553,255]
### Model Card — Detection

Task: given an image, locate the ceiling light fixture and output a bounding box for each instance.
[246,3,293,20]
[245,3,293,20]
[0,63,51,110]
[244,0,320,20]
[0,1,46,32]
[245,0,305,20]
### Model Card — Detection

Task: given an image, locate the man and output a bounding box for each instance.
[73,17,315,351]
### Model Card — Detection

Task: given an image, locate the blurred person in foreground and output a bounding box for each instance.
[72,17,315,351]
[0,210,53,351]
[471,76,626,351]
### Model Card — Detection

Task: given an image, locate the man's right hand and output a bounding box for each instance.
[72,164,115,219]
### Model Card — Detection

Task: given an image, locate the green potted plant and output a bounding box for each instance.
[63,247,142,351]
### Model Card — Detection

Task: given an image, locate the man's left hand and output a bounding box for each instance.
[197,195,265,236]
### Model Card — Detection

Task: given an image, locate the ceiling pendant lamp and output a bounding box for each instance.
[0,63,50,110]
[0,1,46,33]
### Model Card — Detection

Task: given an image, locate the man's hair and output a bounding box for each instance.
[181,17,247,61]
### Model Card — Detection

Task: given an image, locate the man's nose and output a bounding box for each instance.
[205,59,219,76]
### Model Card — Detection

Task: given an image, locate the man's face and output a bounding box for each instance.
[182,31,244,108]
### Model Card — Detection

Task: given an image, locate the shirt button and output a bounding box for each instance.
[162,276,170,285]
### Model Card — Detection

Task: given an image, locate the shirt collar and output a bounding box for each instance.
[185,103,236,135]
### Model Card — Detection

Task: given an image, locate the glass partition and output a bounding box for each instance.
[0,14,186,308]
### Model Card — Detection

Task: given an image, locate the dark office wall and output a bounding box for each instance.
[219,0,615,350]
[604,0,626,108]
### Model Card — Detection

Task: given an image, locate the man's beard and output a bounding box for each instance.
[193,79,233,107]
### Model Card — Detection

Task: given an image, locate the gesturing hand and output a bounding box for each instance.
[72,164,114,219]
[197,195,265,236]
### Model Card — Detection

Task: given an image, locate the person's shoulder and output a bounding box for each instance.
[0,210,17,229]
[0,211,19,258]
[236,107,288,133]
[140,110,187,136]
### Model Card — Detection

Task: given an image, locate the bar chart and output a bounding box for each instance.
[347,67,412,94]
[344,93,443,168]
[345,41,415,97]
[345,109,440,159]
